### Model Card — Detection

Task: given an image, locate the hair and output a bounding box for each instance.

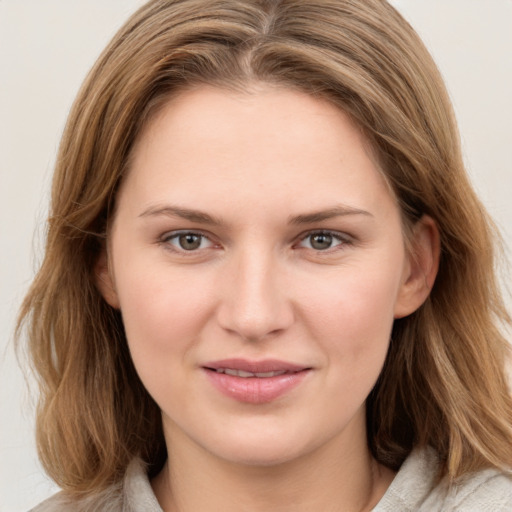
[18,0,512,496]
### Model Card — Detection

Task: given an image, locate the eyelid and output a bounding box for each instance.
[160,229,218,252]
[295,229,353,250]
[158,228,353,254]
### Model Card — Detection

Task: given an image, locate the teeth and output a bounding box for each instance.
[255,371,286,377]
[215,368,288,378]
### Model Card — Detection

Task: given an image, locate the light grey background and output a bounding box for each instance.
[1,1,511,510]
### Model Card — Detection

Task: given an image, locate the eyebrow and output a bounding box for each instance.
[289,205,373,225]
[138,204,372,225]
[139,205,223,225]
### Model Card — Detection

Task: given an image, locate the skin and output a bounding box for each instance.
[97,85,439,511]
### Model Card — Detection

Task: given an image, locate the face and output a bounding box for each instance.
[99,85,435,468]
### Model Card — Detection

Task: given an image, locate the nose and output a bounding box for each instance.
[216,248,294,342]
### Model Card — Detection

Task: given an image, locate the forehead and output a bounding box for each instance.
[119,85,398,222]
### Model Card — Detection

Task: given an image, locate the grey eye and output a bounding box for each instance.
[297,231,347,251]
[309,233,334,250]
[163,231,216,253]
[178,233,203,250]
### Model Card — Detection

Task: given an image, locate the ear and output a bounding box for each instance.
[394,215,440,319]
[94,249,120,309]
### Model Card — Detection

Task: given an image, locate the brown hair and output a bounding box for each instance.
[18,0,512,495]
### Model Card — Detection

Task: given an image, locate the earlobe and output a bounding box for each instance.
[394,215,440,319]
[94,249,120,309]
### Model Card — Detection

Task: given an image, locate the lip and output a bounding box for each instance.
[202,358,311,404]
[204,358,307,374]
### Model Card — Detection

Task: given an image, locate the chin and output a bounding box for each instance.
[199,423,323,468]
[215,442,306,468]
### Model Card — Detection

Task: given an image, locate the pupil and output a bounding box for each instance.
[179,234,201,250]
[311,233,332,250]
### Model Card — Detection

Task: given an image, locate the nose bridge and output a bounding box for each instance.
[217,243,293,341]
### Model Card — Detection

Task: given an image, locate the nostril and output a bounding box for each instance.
[215,265,295,341]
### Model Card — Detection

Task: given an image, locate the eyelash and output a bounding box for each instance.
[159,229,352,255]
[160,230,217,253]
[295,230,352,252]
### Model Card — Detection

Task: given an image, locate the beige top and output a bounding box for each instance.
[30,447,512,511]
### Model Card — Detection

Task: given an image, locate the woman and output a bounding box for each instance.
[19,0,512,510]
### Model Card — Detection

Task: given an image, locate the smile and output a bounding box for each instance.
[203,359,311,403]
[211,368,289,378]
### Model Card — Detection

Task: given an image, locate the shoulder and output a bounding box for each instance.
[374,447,512,512]
[423,466,512,512]
[29,459,162,512]
[29,484,124,512]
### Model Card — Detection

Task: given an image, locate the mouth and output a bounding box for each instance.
[209,368,290,378]
[202,359,311,403]
[203,358,310,376]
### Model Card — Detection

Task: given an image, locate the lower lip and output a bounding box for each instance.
[203,369,310,404]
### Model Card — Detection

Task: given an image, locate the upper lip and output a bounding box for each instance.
[203,358,310,374]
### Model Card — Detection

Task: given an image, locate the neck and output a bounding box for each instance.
[152,416,395,512]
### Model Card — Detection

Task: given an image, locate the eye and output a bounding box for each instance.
[162,231,214,251]
[298,231,348,251]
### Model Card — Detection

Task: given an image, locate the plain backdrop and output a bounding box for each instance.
[1,1,511,510]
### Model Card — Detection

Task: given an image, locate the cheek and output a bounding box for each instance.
[114,263,216,373]
[299,263,402,366]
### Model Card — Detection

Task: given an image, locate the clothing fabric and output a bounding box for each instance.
[30,447,512,511]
